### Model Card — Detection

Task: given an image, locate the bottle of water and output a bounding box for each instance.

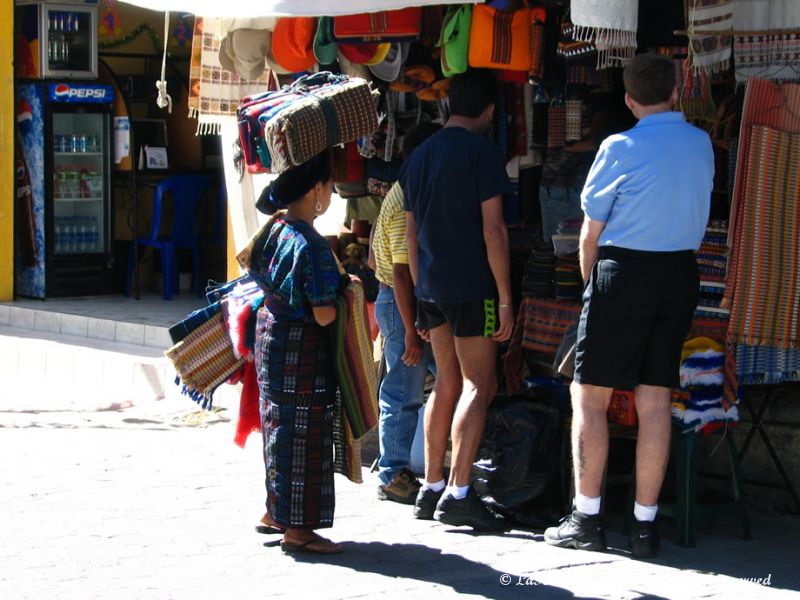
[54,218,63,254]
[89,217,99,252]
[65,217,75,253]
[77,217,87,252]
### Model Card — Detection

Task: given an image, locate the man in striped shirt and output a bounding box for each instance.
[371,123,440,505]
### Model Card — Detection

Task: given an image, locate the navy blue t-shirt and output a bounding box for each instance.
[400,126,512,304]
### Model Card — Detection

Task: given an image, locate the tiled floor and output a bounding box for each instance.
[1,294,204,328]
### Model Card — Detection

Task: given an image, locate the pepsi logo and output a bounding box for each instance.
[51,84,111,101]
[54,84,70,97]
[16,100,33,123]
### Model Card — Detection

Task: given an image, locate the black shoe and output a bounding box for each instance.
[433,488,507,532]
[629,519,660,559]
[544,510,607,552]
[414,487,444,520]
[377,469,421,505]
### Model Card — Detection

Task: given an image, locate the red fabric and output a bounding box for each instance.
[234,361,261,448]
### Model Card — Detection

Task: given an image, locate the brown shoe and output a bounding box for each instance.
[377,469,421,505]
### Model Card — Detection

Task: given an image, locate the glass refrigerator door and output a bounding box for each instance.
[41,4,98,79]
[52,112,109,256]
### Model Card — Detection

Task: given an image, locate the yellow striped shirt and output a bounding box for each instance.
[372,182,408,287]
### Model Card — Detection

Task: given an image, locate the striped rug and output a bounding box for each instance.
[727,125,800,349]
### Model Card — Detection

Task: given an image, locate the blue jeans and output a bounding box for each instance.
[375,286,435,486]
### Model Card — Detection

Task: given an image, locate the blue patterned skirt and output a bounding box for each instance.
[255,308,336,530]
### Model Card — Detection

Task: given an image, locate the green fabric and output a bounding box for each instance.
[439,5,472,78]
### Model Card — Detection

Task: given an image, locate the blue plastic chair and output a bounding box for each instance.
[125,175,211,300]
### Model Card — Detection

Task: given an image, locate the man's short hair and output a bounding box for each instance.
[448,69,497,118]
[623,53,676,106]
[402,121,442,158]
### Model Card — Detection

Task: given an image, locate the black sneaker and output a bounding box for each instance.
[629,519,660,559]
[544,510,607,552]
[414,487,444,520]
[377,469,421,505]
[433,488,507,532]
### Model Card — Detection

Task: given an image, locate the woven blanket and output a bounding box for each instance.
[734,31,800,84]
[571,0,637,69]
[725,79,800,308]
[732,0,800,83]
[727,125,800,349]
[332,278,379,440]
[520,297,582,358]
[687,0,733,74]
[734,342,800,385]
[189,16,271,135]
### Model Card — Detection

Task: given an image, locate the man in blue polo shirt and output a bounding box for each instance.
[544,53,713,558]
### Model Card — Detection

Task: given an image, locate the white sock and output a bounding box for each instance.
[421,479,445,493]
[575,492,601,516]
[634,501,658,522]
[445,484,470,500]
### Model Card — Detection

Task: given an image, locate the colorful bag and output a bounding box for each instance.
[333,8,422,43]
[261,72,380,174]
[439,4,472,78]
[468,5,532,72]
[165,303,245,408]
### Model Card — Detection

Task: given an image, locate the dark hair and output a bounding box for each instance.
[256,150,332,215]
[402,121,442,158]
[448,69,497,118]
[623,53,676,106]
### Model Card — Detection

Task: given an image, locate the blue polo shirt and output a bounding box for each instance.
[581,111,714,251]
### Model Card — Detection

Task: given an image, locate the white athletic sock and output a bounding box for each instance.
[575,492,601,516]
[421,479,445,493]
[634,501,658,522]
[445,484,470,500]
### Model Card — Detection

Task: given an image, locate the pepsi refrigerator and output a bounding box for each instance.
[15,82,115,298]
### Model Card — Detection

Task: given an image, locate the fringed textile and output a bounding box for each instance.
[687,0,733,74]
[732,0,800,84]
[570,0,637,69]
[189,16,271,135]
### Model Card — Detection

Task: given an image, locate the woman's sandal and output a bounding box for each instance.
[255,513,286,535]
[280,534,344,555]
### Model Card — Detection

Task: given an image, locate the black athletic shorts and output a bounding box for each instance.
[574,246,699,391]
[417,298,498,338]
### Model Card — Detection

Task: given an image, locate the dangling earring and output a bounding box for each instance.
[315,200,323,213]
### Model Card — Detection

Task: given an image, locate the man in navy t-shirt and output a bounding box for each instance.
[401,69,513,531]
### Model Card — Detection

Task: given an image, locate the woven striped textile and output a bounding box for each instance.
[727,125,800,349]
[734,343,800,385]
[547,105,566,149]
[165,309,245,407]
[725,79,800,308]
[263,78,379,174]
[332,279,380,441]
[520,297,582,357]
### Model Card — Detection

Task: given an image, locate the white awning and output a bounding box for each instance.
[119,0,465,17]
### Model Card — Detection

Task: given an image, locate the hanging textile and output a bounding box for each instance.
[570,0,637,69]
[687,0,733,74]
[732,0,800,83]
[724,79,800,308]
[734,343,800,386]
[726,125,800,349]
[188,16,272,134]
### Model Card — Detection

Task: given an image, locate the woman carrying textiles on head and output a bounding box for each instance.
[246,150,346,555]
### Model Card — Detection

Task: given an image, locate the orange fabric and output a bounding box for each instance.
[272,17,317,73]
[468,5,532,72]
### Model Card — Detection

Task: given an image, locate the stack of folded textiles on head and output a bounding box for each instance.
[522,226,556,299]
[672,337,739,435]
[695,220,730,318]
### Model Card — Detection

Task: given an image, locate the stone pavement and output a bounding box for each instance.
[1,398,798,600]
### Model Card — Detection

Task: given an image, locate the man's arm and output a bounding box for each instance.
[481,196,513,342]
[579,217,606,285]
[367,223,377,271]
[405,211,418,285]
[393,263,423,366]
